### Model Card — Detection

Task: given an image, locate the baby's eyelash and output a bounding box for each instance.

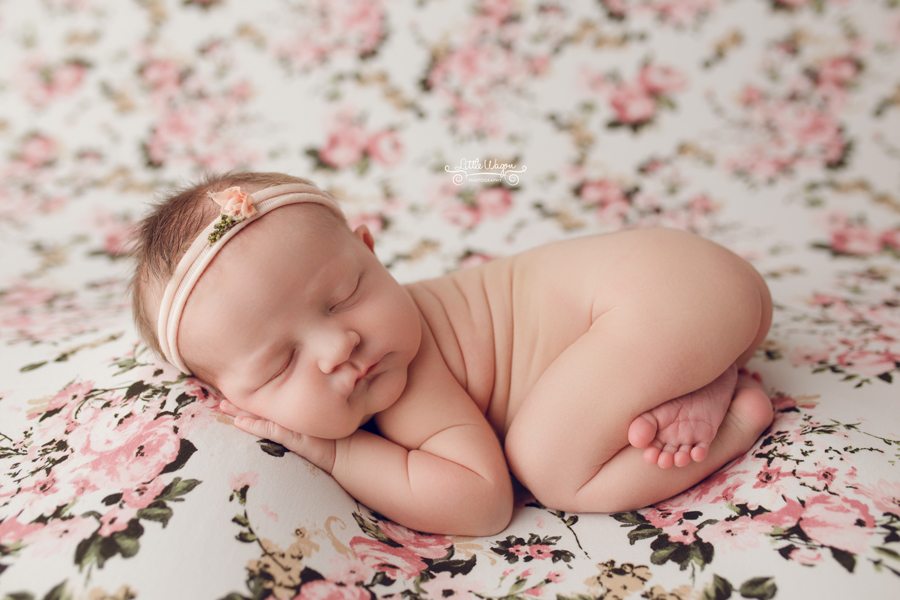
[270,350,294,384]
[330,277,362,311]
[255,352,291,391]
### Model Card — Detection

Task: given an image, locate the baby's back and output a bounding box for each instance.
[402,226,767,443]
[404,233,606,440]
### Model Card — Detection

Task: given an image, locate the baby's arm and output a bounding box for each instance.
[328,337,514,536]
[331,409,513,536]
[220,390,513,536]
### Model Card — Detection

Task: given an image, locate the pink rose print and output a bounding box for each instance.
[18,55,88,108]
[851,479,900,515]
[638,64,687,96]
[800,494,876,554]
[645,507,686,529]
[816,56,860,87]
[366,129,404,167]
[379,521,452,559]
[835,349,898,378]
[610,82,656,125]
[275,0,387,72]
[68,411,182,499]
[827,220,883,256]
[758,495,875,554]
[578,179,630,222]
[789,345,832,367]
[755,464,792,488]
[98,504,139,537]
[349,537,428,579]
[327,555,376,585]
[788,546,824,565]
[139,58,182,95]
[314,110,404,172]
[320,124,369,169]
[475,187,512,217]
[666,520,700,545]
[698,516,769,550]
[0,515,43,552]
[17,132,59,169]
[527,544,552,560]
[121,478,167,511]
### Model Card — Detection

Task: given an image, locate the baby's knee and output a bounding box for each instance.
[505,428,604,513]
[514,466,628,514]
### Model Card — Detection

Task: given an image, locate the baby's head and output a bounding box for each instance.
[128,170,422,438]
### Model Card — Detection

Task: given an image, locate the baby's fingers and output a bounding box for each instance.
[232,416,336,473]
[234,416,302,448]
[218,399,256,419]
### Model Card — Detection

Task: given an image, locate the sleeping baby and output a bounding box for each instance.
[128,171,775,536]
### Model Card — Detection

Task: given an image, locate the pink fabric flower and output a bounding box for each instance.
[207,186,256,219]
[378,521,452,559]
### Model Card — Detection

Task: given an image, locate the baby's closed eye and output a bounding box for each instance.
[265,350,295,386]
[330,275,362,312]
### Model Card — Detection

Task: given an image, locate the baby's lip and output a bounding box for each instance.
[357,356,384,381]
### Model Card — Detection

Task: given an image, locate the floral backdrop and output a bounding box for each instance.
[1,0,899,598]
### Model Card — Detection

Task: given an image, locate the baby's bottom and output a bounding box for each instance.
[504,238,774,513]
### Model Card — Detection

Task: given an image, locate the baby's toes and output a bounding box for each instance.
[642,444,662,466]
[656,444,677,469]
[628,413,659,449]
[690,442,709,463]
[673,445,694,468]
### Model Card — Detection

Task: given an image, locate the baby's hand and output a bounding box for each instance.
[217,399,336,474]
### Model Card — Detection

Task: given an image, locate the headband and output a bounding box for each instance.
[156,181,346,375]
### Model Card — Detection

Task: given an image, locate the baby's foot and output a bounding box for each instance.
[627,363,739,469]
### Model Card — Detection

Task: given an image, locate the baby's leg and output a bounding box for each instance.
[505,330,769,513]
[504,250,772,513]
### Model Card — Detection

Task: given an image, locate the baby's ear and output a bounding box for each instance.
[353,224,375,253]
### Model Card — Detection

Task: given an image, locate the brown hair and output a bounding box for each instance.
[126,170,345,364]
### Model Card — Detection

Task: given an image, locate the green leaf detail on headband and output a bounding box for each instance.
[207,214,241,244]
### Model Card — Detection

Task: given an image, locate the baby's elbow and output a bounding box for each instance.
[485,495,514,536]
[436,474,513,536]
[469,476,514,536]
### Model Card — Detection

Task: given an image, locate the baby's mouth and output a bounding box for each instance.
[342,354,387,398]
[358,361,376,381]
[357,355,386,382]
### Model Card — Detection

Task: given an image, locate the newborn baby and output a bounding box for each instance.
[129,171,775,537]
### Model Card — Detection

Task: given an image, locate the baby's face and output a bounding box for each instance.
[175,204,423,439]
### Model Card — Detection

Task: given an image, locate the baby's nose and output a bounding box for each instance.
[317,329,361,374]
